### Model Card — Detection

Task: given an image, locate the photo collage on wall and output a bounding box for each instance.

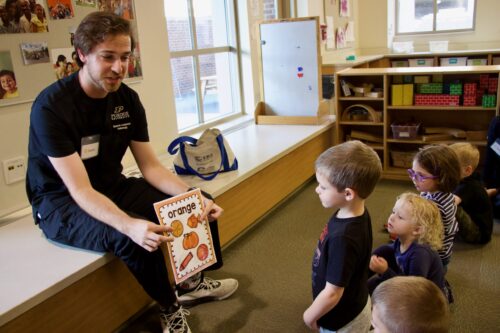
[0,0,142,103]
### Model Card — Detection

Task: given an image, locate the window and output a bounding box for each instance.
[396,0,476,35]
[263,0,277,19]
[164,0,241,131]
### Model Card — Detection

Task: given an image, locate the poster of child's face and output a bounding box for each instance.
[51,47,79,80]
[0,0,49,33]
[46,0,74,20]
[0,51,19,99]
[98,0,133,20]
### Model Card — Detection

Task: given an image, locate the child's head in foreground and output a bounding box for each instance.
[371,276,450,333]
[389,192,443,251]
[410,144,461,193]
[449,142,480,179]
[315,140,382,207]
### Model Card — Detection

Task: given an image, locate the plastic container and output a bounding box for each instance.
[429,41,448,53]
[440,57,467,66]
[409,58,434,67]
[390,150,417,168]
[392,41,414,54]
[391,123,421,139]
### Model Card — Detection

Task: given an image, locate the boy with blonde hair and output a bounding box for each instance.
[371,276,450,333]
[450,142,493,244]
[303,140,382,332]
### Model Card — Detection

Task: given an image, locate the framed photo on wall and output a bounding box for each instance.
[98,0,142,79]
[0,51,20,100]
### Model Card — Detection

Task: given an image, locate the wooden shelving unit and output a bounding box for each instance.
[335,66,500,179]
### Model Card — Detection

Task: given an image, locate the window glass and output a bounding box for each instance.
[193,0,228,49]
[398,0,433,33]
[165,0,240,131]
[170,57,199,129]
[436,0,474,31]
[165,0,192,52]
[199,53,234,122]
[397,0,475,34]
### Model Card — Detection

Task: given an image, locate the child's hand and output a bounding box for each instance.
[369,255,388,274]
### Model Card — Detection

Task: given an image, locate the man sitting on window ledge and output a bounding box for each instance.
[26,12,237,333]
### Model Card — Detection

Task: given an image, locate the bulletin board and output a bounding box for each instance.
[0,0,142,107]
[323,0,355,50]
[258,17,321,117]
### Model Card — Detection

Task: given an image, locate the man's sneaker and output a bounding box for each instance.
[160,306,191,333]
[177,277,238,307]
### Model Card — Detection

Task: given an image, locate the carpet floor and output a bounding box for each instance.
[118,179,500,333]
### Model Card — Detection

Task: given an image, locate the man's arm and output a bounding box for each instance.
[130,140,191,196]
[303,282,344,330]
[49,153,171,252]
[130,140,223,221]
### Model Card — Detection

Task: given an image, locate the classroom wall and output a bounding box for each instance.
[0,1,178,217]
[357,0,500,55]
[0,0,262,218]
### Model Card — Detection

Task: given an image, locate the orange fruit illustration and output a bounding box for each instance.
[171,220,183,237]
[183,232,199,250]
[187,214,199,228]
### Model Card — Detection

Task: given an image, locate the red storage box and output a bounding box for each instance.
[463,95,476,106]
[414,94,460,106]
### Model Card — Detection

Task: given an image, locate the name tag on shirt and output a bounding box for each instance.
[491,138,500,157]
[81,135,100,160]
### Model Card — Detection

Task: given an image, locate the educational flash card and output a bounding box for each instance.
[154,189,217,284]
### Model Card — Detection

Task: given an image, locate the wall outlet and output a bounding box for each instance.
[3,156,26,185]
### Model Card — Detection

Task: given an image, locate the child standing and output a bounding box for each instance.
[371,276,450,333]
[450,142,493,244]
[368,192,446,296]
[303,140,382,332]
[409,145,461,270]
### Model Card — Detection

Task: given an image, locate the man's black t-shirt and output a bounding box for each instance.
[26,72,149,220]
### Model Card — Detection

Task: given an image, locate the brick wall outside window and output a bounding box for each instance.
[169,18,216,96]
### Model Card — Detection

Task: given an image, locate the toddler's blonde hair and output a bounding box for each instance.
[449,142,480,171]
[398,192,443,251]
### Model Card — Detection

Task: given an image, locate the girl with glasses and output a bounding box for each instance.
[409,145,461,271]
[410,145,461,303]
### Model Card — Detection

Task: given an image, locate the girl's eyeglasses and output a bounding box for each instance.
[407,169,438,182]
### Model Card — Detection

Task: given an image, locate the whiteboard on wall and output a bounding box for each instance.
[259,18,321,116]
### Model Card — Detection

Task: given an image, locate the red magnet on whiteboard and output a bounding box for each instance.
[297,66,304,78]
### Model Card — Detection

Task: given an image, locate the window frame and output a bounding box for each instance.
[166,0,244,132]
[395,0,477,36]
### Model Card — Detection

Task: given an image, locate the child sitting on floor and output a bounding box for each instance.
[409,145,461,270]
[371,276,450,333]
[450,142,493,244]
[368,192,446,298]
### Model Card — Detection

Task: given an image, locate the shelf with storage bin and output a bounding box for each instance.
[335,72,386,165]
[335,66,500,179]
